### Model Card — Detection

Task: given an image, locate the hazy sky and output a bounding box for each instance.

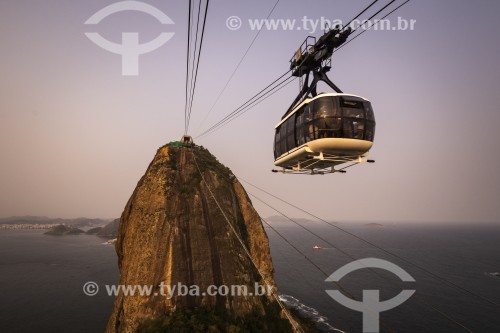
[1,0,499,223]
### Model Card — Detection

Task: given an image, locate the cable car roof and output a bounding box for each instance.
[275,93,369,128]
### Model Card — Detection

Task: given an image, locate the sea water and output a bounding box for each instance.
[1,223,499,333]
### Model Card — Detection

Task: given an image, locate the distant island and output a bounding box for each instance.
[44,219,120,238]
[0,216,120,238]
[364,223,384,227]
[45,225,85,236]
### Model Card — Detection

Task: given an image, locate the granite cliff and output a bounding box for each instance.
[105,144,296,333]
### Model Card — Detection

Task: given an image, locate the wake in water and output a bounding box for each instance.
[279,294,345,333]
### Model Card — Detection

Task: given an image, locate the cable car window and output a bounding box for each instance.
[295,108,305,146]
[296,107,304,127]
[274,129,280,156]
[365,102,375,121]
[280,121,287,154]
[287,115,296,149]
[274,133,278,158]
[297,126,305,145]
[325,117,341,130]
[340,98,363,109]
[314,118,327,139]
[343,108,364,118]
[331,97,341,117]
[279,122,286,155]
[352,120,365,139]
[313,97,334,119]
[325,117,342,138]
[303,103,313,123]
[303,124,309,142]
[305,122,315,141]
[343,119,353,138]
[365,122,375,141]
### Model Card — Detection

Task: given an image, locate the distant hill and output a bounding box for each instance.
[364,223,384,227]
[96,219,120,238]
[44,225,85,236]
[0,216,113,228]
[86,227,103,235]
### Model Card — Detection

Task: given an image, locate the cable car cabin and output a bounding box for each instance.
[274,93,375,173]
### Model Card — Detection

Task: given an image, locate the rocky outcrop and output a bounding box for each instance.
[105,144,291,333]
[97,218,120,238]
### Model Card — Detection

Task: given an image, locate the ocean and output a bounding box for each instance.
[0,223,499,333]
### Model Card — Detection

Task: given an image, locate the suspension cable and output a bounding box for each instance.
[196,70,292,138]
[186,0,202,134]
[186,0,210,134]
[341,0,381,32]
[184,0,193,135]
[239,177,500,310]
[197,75,295,139]
[255,196,475,333]
[196,0,281,133]
[335,0,412,54]
[251,194,399,333]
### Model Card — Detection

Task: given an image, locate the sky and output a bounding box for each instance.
[0,0,499,223]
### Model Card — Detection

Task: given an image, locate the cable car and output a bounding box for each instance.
[273,26,375,174]
[274,93,375,173]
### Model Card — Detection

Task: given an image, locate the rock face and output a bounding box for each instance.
[105,145,288,333]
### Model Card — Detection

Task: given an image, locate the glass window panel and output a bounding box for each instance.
[304,124,311,142]
[286,115,295,135]
[352,120,365,139]
[365,121,375,141]
[331,97,341,117]
[343,108,365,118]
[284,116,294,149]
[296,107,304,127]
[287,131,295,149]
[305,122,315,141]
[365,102,375,121]
[325,117,341,130]
[314,119,326,139]
[280,136,287,154]
[343,119,353,138]
[313,97,334,119]
[295,111,304,145]
[340,97,364,109]
[304,103,313,123]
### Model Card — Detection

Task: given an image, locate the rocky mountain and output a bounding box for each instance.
[96,218,120,238]
[105,144,297,333]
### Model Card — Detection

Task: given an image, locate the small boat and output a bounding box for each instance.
[312,245,322,250]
